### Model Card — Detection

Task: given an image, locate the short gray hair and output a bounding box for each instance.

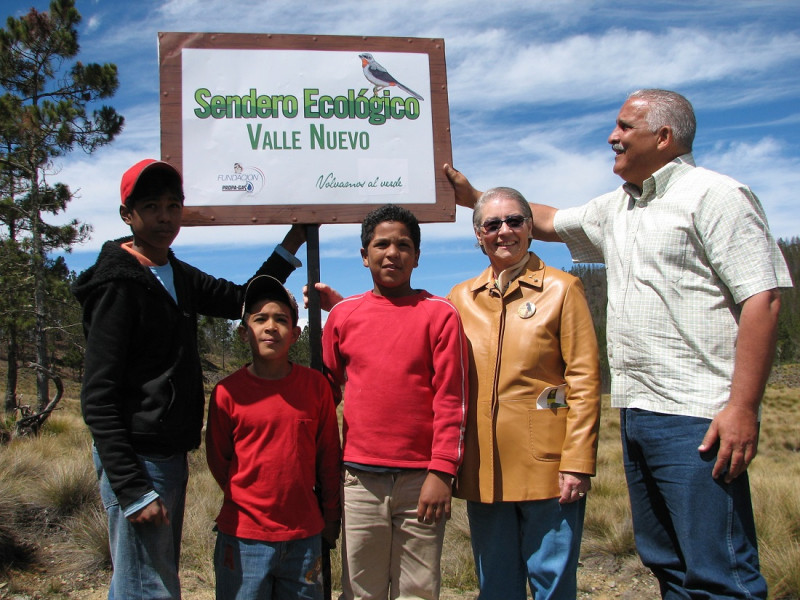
[473,187,533,230]
[628,89,696,151]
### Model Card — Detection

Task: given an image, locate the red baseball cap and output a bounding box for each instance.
[120,159,183,206]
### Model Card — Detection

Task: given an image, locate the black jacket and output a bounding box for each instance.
[72,237,295,510]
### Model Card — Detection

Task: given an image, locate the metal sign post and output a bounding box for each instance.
[305,223,332,598]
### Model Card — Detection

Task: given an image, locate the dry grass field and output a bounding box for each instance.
[1,364,798,599]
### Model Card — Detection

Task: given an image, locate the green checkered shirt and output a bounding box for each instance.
[555,154,792,418]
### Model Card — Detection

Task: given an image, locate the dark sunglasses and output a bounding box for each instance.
[480,215,529,233]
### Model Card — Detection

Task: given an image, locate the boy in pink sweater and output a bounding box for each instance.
[322,204,468,600]
[206,276,341,600]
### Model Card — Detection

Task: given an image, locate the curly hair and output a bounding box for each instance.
[361,204,421,251]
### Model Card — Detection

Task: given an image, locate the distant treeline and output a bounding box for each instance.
[569,236,800,392]
[1,239,797,408]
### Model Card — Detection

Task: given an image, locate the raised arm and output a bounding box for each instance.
[303,282,344,312]
[443,163,482,209]
[442,163,562,242]
[279,223,307,255]
[529,204,561,242]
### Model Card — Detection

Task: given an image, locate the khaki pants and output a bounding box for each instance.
[340,467,446,600]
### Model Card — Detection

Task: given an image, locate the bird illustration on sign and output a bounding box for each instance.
[358,53,424,101]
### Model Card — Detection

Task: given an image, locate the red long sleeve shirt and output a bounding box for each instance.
[322,291,468,476]
[206,365,341,542]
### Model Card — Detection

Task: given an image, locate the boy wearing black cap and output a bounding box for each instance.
[205,276,341,600]
[72,159,306,599]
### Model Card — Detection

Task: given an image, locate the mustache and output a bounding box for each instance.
[611,143,625,152]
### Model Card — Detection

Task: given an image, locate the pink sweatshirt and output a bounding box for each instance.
[322,291,468,476]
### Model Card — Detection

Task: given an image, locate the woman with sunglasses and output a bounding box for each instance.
[447,187,602,600]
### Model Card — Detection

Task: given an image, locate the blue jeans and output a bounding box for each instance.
[214,530,323,600]
[94,447,188,600]
[467,497,585,600]
[620,408,768,599]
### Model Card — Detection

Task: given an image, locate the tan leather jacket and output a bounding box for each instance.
[448,253,601,502]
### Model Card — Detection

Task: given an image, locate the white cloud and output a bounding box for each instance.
[703,137,800,240]
[85,14,100,32]
[446,26,800,108]
[33,0,800,261]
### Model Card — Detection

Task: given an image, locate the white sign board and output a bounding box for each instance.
[159,33,454,226]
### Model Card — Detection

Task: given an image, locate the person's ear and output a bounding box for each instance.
[361,247,369,268]
[120,204,132,225]
[656,126,672,150]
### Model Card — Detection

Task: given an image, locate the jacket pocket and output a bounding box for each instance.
[528,407,568,462]
[130,374,177,436]
[496,400,567,464]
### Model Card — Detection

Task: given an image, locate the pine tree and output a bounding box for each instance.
[0,236,32,412]
[289,325,312,367]
[198,315,239,372]
[569,264,610,392]
[0,0,123,410]
[776,237,800,363]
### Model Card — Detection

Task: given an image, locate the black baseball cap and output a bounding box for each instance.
[241,275,299,326]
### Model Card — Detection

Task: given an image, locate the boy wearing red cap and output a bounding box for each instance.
[72,159,306,600]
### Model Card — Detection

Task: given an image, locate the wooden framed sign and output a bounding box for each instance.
[158,32,454,226]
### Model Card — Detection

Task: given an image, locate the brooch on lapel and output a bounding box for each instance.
[517,301,536,319]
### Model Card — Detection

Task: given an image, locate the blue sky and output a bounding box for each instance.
[6,0,800,318]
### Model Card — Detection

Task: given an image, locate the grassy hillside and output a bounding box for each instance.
[1,364,798,599]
